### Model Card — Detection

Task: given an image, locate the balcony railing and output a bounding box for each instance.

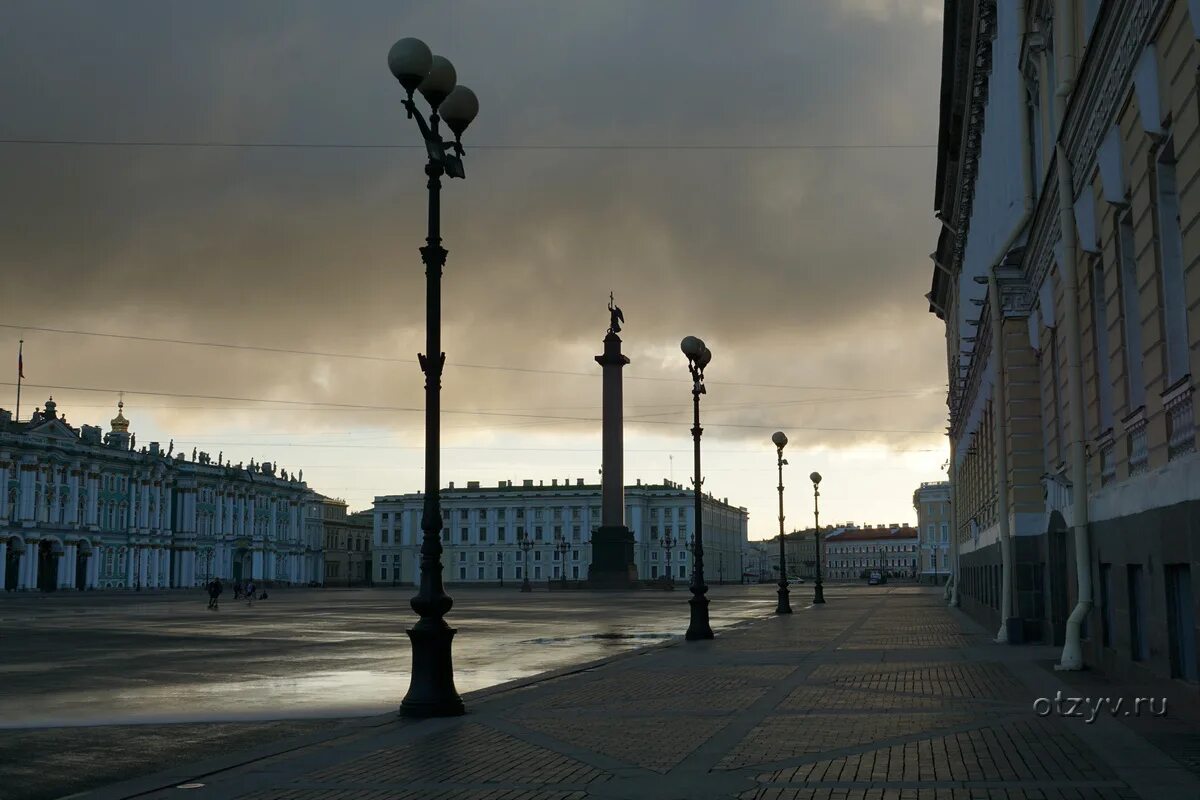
[1127,417,1149,477]
[1165,382,1196,462]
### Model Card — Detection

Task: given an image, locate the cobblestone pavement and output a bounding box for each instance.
[77,585,1200,800]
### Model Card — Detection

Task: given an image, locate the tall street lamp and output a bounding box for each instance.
[555,537,569,588]
[811,471,825,604]
[388,36,479,719]
[518,531,533,592]
[681,336,714,641]
[663,531,676,589]
[772,431,792,614]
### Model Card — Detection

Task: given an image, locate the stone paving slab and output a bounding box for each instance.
[72,586,1200,800]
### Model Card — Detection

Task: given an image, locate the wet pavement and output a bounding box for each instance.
[0,584,778,727]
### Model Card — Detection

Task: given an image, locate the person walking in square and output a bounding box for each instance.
[208,577,223,611]
[245,581,256,607]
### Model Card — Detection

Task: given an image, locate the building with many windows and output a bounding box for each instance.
[317,496,373,586]
[1,398,322,591]
[914,481,952,584]
[765,530,819,581]
[931,1,1199,679]
[824,525,919,580]
[373,478,749,586]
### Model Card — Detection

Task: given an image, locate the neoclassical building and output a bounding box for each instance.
[823,526,919,580]
[1,398,323,591]
[374,478,749,586]
[932,0,1199,680]
[913,481,952,584]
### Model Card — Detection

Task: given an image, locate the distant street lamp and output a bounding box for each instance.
[555,537,569,588]
[388,36,479,719]
[772,431,792,614]
[811,472,826,604]
[663,532,676,589]
[681,336,714,641]
[518,530,533,592]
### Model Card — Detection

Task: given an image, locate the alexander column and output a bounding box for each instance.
[588,294,638,588]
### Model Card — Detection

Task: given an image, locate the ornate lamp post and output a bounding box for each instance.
[681,336,714,641]
[663,532,676,589]
[518,530,533,592]
[811,471,825,604]
[772,431,792,614]
[388,36,479,719]
[555,537,569,587]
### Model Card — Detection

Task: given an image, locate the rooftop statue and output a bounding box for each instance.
[607,292,624,335]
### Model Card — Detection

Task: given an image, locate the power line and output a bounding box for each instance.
[0,323,942,394]
[0,380,944,435]
[0,138,937,152]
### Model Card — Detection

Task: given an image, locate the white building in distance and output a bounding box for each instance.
[1,397,322,591]
[374,478,749,586]
[823,524,919,580]
[913,481,952,584]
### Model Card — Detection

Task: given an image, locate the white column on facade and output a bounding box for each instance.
[0,458,10,522]
[252,549,264,579]
[0,539,6,590]
[161,549,170,587]
[86,545,98,588]
[54,546,67,588]
[85,471,99,526]
[66,544,78,588]
[21,542,33,589]
[19,462,36,521]
[138,548,149,588]
[124,547,134,588]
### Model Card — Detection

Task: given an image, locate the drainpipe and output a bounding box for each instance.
[1052,0,1092,671]
[988,271,1014,642]
[947,447,959,604]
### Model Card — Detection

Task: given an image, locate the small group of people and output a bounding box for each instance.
[205,578,269,609]
[231,580,268,605]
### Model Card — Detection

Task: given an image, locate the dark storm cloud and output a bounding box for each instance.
[0,0,945,449]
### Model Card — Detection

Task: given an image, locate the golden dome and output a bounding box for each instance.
[110,400,129,432]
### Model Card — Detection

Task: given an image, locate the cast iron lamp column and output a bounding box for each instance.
[518,531,533,592]
[681,336,714,641]
[811,471,825,604]
[772,431,792,614]
[663,532,675,589]
[388,36,479,719]
[556,537,569,587]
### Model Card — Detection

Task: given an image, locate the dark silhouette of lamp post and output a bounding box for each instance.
[518,530,533,592]
[663,532,676,589]
[555,537,569,588]
[681,336,713,641]
[811,471,825,604]
[388,36,479,719]
[772,431,792,613]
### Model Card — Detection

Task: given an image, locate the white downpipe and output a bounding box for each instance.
[1053,0,1092,671]
[947,447,959,604]
[989,271,1015,642]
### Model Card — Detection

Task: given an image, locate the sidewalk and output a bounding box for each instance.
[77,585,1200,800]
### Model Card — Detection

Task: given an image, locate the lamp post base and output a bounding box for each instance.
[400,621,465,718]
[685,589,714,640]
[520,579,532,592]
[775,583,792,614]
[813,581,826,604]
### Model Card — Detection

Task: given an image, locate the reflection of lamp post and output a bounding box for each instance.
[518,531,533,592]
[811,472,825,604]
[772,431,791,614]
[663,532,676,589]
[389,36,479,720]
[681,336,713,641]
[555,537,569,588]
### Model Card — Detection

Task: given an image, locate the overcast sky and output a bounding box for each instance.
[1,0,948,537]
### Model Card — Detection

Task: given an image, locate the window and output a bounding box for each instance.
[534,551,542,562]
[1091,259,1114,432]
[497,526,506,542]
[479,526,487,541]
[535,526,543,541]
[477,567,484,579]
[1099,563,1113,647]
[460,527,468,542]
[442,529,450,543]
[458,552,466,563]
[554,525,562,538]
[381,568,388,580]
[1128,564,1147,661]
[1154,137,1191,386]
[459,567,466,579]
[477,551,485,562]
